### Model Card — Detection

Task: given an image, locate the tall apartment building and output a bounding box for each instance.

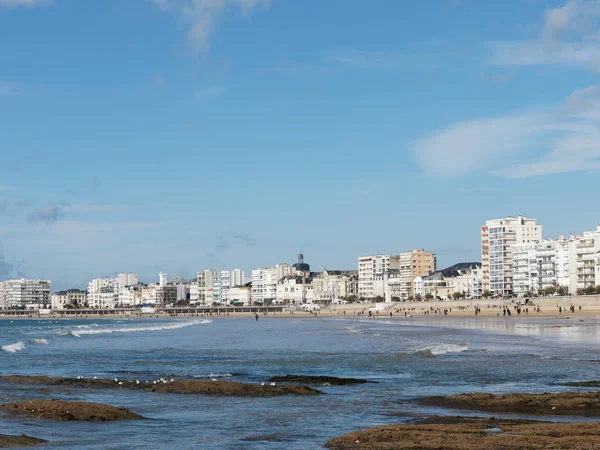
[87,277,118,308]
[576,226,600,290]
[398,249,436,298]
[116,273,139,289]
[357,255,400,299]
[481,216,542,296]
[251,264,294,304]
[0,279,51,309]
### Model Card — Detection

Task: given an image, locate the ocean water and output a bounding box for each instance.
[2,315,600,449]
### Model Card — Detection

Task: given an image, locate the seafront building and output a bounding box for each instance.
[481,216,543,296]
[576,226,600,290]
[51,289,86,309]
[0,279,51,309]
[358,251,435,300]
[312,269,358,303]
[418,263,482,300]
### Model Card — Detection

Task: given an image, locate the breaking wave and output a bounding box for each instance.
[68,320,212,337]
[1,341,27,353]
[416,343,469,355]
[31,338,49,345]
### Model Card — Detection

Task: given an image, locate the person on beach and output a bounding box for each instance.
[255,313,259,321]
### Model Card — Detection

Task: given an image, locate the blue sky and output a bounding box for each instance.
[1,0,599,290]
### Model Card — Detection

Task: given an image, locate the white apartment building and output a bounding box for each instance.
[87,277,118,308]
[276,276,313,304]
[251,264,295,304]
[118,285,143,307]
[0,279,51,309]
[219,269,246,304]
[358,255,400,299]
[116,273,139,289]
[482,216,542,296]
[576,226,600,290]
[230,284,252,305]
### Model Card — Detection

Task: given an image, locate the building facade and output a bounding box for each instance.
[482,216,543,296]
[0,279,51,309]
[51,288,87,309]
[357,255,400,299]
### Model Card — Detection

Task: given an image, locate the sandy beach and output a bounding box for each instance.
[2,295,599,320]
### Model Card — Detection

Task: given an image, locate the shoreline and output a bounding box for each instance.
[1,295,600,320]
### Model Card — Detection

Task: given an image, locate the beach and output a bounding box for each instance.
[2,294,599,320]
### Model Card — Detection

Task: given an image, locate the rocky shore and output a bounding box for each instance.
[0,375,323,397]
[0,434,47,448]
[325,417,600,449]
[419,390,600,416]
[1,399,145,421]
[268,375,368,385]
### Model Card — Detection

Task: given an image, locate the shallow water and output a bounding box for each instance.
[1,315,600,449]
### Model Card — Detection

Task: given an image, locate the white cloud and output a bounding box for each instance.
[152,0,271,52]
[489,0,600,70]
[0,0,52,8]
[412,84,600,179]
[194,84,225,99]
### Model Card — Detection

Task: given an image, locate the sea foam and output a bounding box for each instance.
[1,341,27,353]
[68,319,211,337]
[31,338,49,345]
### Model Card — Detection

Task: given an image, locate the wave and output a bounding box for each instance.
[30,338,49,345]
[68,320,212,337]
[1,341,27,353]
[418,343,469,355]
[192,373,233,378]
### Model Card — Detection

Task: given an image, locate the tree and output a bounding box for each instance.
[374,296,385,303]
[452,292,462,300]
[557,286,568,296]
[407,295,414,301]
[585,285,596,295]
[596,286,600,295]
[346,295,357,303]
[482,290,490,299]
[425,293,434,300]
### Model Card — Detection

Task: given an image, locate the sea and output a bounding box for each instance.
[2,314,600,449]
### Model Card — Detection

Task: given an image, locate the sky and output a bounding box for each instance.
[1,0,599,290]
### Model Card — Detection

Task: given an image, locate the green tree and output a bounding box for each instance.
[425,293,434,300]
[585,285,596,295]
[482,290,490,299]
[407,295,414,301]
[452,292,462,300]
[346,295,357,303]
[374,295,385,303]
[596,286,600,295]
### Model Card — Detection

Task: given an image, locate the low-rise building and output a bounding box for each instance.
[230,283,252,305]
[312,269,358,302]
[51,289,86,309]
[421,263,482,300]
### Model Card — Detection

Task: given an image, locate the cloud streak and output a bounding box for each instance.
[488,0,600,70]
[152,0,271,52]
[412,84,600,178]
